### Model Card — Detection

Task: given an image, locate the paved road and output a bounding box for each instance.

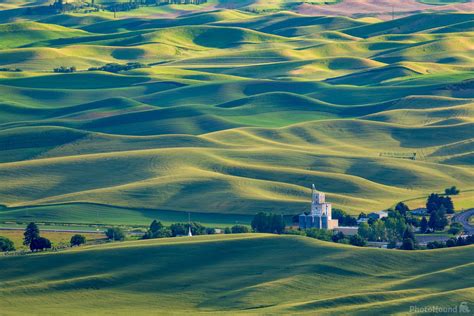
[453,208,474,235]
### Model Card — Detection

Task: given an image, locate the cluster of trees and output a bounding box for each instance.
[229,225,250,234]
[287,228,367,247]
[448,222,464,235]
[0,68,22,72]
[142,220,170,239]
[418,193,454,233]
[70,234,87,246]
[332,209,357,226]
[445,186,460,195]
[157,0,207,4]
[251,212,286,234]
[105,2,140,12]
[354,203,421,250]
[0,236,15,252]
[170,222,215,236]
[426,193,454,214]
[419,216,460,235]
[358,207,412,242]
[88,62,147,73]
[427,235,474,249]
[400,229,416,250]
[0,223,88,253]
[23,222,51,251]
[104,0,207,12]
[106,227,126,241]
[25,0,207,15]
[141,220,249,241]
[54,66,76,73]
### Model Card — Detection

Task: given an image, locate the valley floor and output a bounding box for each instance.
[1,234,473,315]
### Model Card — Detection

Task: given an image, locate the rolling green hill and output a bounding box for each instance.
[1,235,473,314]
[0,8,473,225]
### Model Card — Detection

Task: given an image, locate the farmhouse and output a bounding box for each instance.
[299,185,338,230]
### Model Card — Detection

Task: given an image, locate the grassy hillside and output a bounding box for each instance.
[0,9,473,225]
[0,235,473,314]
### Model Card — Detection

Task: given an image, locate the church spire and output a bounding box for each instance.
[187,212,192,237]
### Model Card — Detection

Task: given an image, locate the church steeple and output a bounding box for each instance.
[187,212,192,237]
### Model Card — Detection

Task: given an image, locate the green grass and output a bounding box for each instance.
[0,235,473,314]
[0,10,472,222]
[0,203,253,227]
[0,229,105,250]
[404,190,474,211]
[0,7,473,314]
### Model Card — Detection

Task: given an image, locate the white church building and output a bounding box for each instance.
[299,185,338,230]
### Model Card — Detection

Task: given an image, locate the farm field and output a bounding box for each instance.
[0,234,473,314]
[0,203,254,227]
[404,190,474,211]
[0,229,105,250]
[0,3,473,227]
[1,2,473,315]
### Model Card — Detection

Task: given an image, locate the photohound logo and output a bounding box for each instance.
[459,302,470,314]
[409,302,471,314]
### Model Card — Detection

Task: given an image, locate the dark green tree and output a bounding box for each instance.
[190,222,207,235]
[349,234,366,247]
[271,214,286,234]
[331,231,345,243]
[445,186,460,195]
[448,223,463,235]
[305,228,333,241]
[169,222,206,236]
[445,238,456,247]
[143,220,170,239]
[442,196,454,214]
[23,222,40,246]
[426,193,440,213]
[251,212,285,234]
[426,193,454,214]
[395,202,410,217]
[251,212,270,233]
[332,209,357,226]
[30,237,51,251]
[70,234,86,246]
[358,222,371,239]
[231,225,250,234]
[0,236,15,251]
[428,207,448,231]
[403,228,415,241]
[372,220,387,241]
[205,227,215,234]
[106,227,125,241]
[170,223,187,237]
[150,220,162,234]
[420,216,428,233]
[400,238,414,250]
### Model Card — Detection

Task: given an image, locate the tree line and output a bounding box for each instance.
[52,62,148,73]
[0,222,88,253]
